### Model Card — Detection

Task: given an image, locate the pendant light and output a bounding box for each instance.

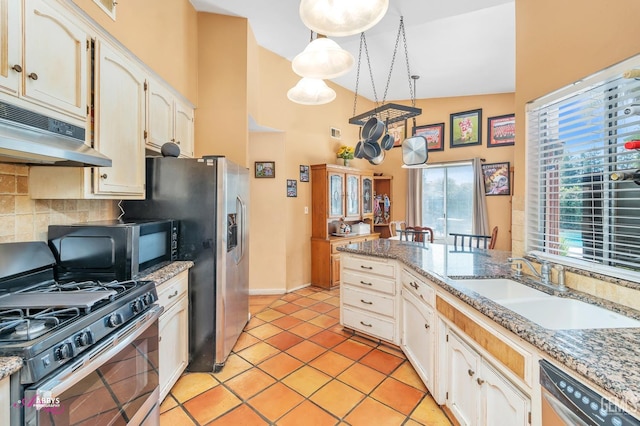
[292,34,354,79]
[287,77,336,105]
[299,0,389,37]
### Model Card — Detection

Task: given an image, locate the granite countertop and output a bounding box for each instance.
[0,261,195,381]
[339,239,640,409]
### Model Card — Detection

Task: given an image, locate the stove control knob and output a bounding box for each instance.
[76,331,94,347]
[143,293,155,305]
[55,343,73,361]
[131,299,144,314]
[107,313,124,328]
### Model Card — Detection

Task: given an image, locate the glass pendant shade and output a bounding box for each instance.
[292,37,354,79]
[287,78,336,105]
[299,0,389,37]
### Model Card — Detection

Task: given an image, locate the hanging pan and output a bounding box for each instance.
[402,135,428,166]
[369,149,385,165]
[380,133,394,150]
[362,117,384,142]
[354,141,365,159]
[362,140,381,160]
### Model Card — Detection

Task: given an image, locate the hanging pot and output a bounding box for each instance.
[362,117,384,142]
[362,140,381,160]
[354,141,365,159]
[369,149,385,165]
[380,133,394,151]
[402,135,429,166]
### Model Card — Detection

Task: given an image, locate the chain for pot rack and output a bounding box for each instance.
[349,16,421,127]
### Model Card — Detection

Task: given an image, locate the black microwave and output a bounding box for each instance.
[48,219,178,281]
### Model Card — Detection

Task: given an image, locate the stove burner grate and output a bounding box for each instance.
[0,307,81,342]
[31,279,138,295]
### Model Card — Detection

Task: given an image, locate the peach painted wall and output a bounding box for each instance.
[71,0,198,103]
[195,13,249,165]
[514,0,640,308]
[374,93,515,251]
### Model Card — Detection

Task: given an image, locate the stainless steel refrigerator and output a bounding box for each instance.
[123,156,249,372]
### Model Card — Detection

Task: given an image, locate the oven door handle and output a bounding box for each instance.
[25,305,162,398]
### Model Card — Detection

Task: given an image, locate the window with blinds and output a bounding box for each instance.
[527,56,640,279]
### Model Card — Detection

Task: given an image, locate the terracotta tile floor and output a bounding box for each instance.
[159,287,452,425]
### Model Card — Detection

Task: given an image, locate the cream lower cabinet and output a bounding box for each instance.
[401,285,436,394]
[0,375,9,426]
[445,330,530,426]
[340,254,398,344]
[157,270,189,402]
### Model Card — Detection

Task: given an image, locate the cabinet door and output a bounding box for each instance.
[23,0,88,119]
[0,0,21,95]
[328,172,345,218]
[147,80,174,152]
[401,290,435,393]
[361,176,373,217]
[159,294,189,402]
[94,40,145,196]
[331,253,341,286]
[345,173,360,218]
[447,331,481,426]
[481,362,530,426]
[174,99,194,158]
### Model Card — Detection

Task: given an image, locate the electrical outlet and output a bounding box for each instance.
[304,206,309,214]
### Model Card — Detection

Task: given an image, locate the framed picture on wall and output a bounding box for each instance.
[487,114,515,147]
[255,161,275,178]
[390,120,407,147]
[287,179,297,197]
[300,165,310,182]
[482,162,511,196]
[450,109,482,148]
[413,123,445,151]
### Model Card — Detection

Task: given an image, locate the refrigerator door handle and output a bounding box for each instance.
[236,196,247,264]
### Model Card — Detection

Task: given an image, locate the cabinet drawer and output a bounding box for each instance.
[342,270,396,295]
[401,269,435,306]
[342,286,395,317]
[342,255,395,278]
[342,307,395,342]
[157,272,188,310]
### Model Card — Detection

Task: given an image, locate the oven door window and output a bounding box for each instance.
[24,314,159,425]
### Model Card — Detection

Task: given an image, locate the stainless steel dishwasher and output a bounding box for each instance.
[540,360,640,425]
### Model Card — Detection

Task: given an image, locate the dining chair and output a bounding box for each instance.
[401,226,435,245]
[450,226,498,250]
[388,221,406,238]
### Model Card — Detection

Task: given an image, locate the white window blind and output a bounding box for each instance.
[527,56,640,278]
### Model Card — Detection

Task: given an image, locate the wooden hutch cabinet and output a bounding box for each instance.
[310,164,379,289]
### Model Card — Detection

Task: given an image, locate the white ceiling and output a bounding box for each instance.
[189,0,515,102]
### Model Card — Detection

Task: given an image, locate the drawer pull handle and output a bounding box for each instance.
[424,323,430,330]
[360,299,373,305]
[167,290,179,299]
[360,280,373,286]
[360,321,373,327]
[477,378,485,386]
[410,282,419,289]
[360,265,373,270]
[468,369,475,377]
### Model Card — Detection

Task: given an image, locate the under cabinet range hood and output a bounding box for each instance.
[0,100,111,167]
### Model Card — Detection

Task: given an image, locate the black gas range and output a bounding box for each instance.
[0,242,161,425]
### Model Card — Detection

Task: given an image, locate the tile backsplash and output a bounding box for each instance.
[0,164,118,243]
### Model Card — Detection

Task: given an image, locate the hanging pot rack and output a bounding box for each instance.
[348,17,421,127]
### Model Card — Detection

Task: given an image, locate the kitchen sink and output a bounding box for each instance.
[453,278,640,330]
[453,278,552,302]
[500,298,640,330]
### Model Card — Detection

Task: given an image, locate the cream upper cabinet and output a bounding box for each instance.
[93,39,146,196]
[0,0,22,96]
[148,79,194,158]
[1,0,89,120]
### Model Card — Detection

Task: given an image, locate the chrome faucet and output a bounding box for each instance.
[507,257,567,292]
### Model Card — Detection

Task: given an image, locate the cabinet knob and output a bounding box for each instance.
[28,72,38,80]
[11,64,22,73]
[424,323,430,330]
[477,378,485,385]
[100,173,108,179]
[175,140,181,145]
[468,369,475,377]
